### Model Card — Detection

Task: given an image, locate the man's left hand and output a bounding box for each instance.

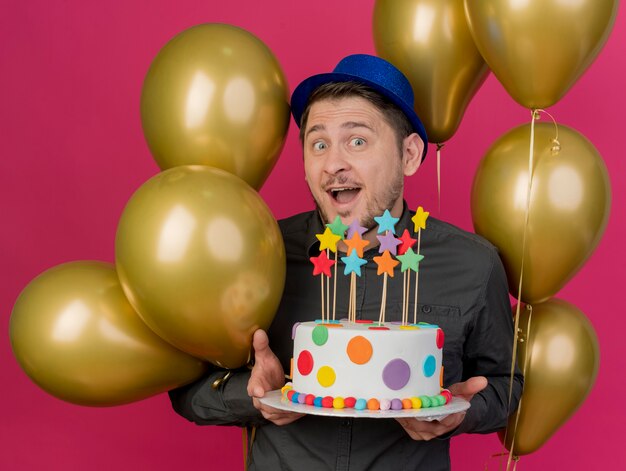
[395,376,487,441]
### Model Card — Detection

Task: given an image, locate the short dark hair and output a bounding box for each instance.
[298,82,414,153]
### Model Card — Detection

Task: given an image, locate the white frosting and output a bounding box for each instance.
[291,321,442,399]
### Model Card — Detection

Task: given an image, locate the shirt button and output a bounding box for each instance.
[422,305,432,313]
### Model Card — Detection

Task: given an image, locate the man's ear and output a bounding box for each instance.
[402,133,424,177]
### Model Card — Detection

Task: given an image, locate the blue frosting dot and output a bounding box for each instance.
[355,398,367,410]
[313,397,323,407]
[291,392,300,403]
[423,355,436,377]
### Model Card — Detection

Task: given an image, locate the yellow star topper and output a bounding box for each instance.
[316,227,341,253]
[411,206,430,231]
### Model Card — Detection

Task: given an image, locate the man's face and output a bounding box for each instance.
[303,96,419,232]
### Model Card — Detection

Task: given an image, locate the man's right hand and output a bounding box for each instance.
[247,329,304,426]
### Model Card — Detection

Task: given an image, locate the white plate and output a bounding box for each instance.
[258,390,470,421]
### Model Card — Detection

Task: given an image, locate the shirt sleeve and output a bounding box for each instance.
[168,367,267,428]
[453,251,524,435]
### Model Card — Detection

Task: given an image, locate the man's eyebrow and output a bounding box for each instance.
[341,121,374,132]
[305,124,325,140]
[305,121,374,140]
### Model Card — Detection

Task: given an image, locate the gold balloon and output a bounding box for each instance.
[373,0,489,143]
[9,261,206,407]
[115,165,286,368]
[471,122,610,303]
[501,299,599,455]
[140,24,290,190]
[464,0,618,109]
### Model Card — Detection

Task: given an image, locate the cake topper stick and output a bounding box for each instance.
[313,228,340,322]
[375,223,400,324]
[411,207,429,323]
[397,247,423,325]
[373,249,399,324]
[332,252,338,320]
[341,249,367,322]
[326,216,348,321]
[344,226,369,323]
[397,229,417,324]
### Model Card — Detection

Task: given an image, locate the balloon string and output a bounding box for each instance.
[242,426,256,470]
[503,109,539,470]
[484,452,519,471]
[436,143,444,213]
[504,305,533,471]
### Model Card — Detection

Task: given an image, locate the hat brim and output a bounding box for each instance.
[291,71,428,160]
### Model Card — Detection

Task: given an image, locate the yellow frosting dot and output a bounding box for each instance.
[410,397,422,409]
[317,366,336,387]
[333,397,345,409]
[400,325,419,330]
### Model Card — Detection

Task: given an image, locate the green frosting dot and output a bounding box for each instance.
[419,395,432,408]
[312,325,329,346]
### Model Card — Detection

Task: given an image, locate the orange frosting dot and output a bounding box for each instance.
[320,323,344,328]
[367,398,380,410]
[402,399,413,409]
[346,335,373,365]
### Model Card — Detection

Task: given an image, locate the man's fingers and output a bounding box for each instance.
[448,376,488,398]
[252,329,270,357]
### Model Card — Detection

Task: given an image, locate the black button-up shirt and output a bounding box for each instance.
[170,206,523,471]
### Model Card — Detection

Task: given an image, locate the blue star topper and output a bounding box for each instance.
[341,251,368,277]
[374,209,399,234]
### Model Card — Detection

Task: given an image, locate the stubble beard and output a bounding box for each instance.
[311,165,405,230]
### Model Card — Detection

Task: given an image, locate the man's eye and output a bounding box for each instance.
[350,137,366,147]
[313,141,327,151]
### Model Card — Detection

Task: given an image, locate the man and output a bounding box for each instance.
[170,54,523,470]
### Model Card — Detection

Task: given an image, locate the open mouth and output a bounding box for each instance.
[328,187,361,205]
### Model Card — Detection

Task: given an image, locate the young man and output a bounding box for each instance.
[170,54,522,470]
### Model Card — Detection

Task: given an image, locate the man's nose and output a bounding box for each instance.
[323,146,351,175]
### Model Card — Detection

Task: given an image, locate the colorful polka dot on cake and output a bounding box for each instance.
[346,335,373,364]
[382,358,410,390]
[312,325,329,345]
[317,366,336,387]
[436,328,444,349]
[297,350,313,376]
[333,397,345,409]
[423,355,436,378]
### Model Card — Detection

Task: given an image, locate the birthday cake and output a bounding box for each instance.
[286,320,448,410]
[281,208,451,411]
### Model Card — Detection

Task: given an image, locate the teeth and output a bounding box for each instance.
[330,187,357,193]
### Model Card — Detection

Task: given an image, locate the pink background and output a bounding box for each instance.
[2,1,624,469]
